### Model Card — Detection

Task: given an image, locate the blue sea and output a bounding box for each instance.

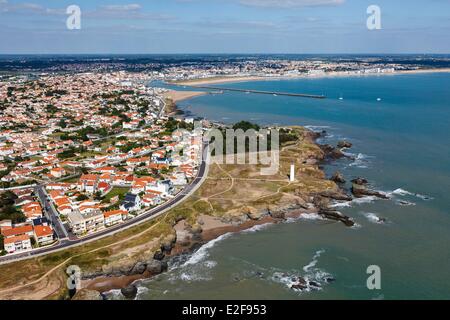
[126,73,450,300]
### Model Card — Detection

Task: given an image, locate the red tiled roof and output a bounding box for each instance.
[34,225,53,238]
[1,225,33,238]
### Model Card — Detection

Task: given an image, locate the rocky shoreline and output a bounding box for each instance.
[73,128,390,300]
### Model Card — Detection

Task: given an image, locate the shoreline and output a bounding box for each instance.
[172,68,450,86]
[82,198,322,296]
[78,127,359,299]
[162,90,207,103]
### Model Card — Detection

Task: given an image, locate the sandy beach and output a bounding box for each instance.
[163,90,207,102]
[173,76,267,86]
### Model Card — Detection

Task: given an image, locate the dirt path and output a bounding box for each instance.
[208,163,235,199]
[0,208,174,298]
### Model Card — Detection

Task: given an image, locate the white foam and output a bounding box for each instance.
[305,125,331,131]
[303,249,325,272]
[352,196,378,205]
[415,193,434,201]
[395,199,416,206]
[330,201,352,208]
[271,249,333,293]
[361,212,384,224]
[350,222,362,229]
[180,271,212,282]
[182,233,232,266]
[135,286,150,299]
[347,153,370,168]
[204,260,218,268]
[241,223,272,234]
[331,196,377,209]
[391,188,413,196]
[297,213,325,221]
[388,188,434,201]
[104,289,122,300]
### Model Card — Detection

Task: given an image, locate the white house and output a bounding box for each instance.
[146,180,173,198]
[4,235,32,253]
[33,225,54,246]
[103,210,128,227]
[120,193,142,212]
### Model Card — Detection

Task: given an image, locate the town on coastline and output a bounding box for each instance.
[0,71,210,258]
[0,55,449,299]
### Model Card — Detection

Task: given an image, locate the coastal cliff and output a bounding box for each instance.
[0,124,387,301]
[77,126,361,299]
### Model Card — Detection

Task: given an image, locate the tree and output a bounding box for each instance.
[94,191,103,201]
[57,148,77,160]
[232,121,260,132]
[0,191,17,207]
[76,194,89,201]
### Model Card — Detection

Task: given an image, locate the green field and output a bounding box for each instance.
[103,187,130,202]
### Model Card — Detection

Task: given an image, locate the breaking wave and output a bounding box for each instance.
[388,188,434,201]
[183,233,232,267]
[240,223,272,234]
[361,212,385,224]
[271,249,334,294]
[345,152,370,168]
[303,249,325,272]
[331,196,378,209]
[305,125,331,131]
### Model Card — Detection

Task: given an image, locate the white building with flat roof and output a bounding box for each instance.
[67,210,105,236]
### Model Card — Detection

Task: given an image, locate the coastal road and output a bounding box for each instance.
[0,143,209,265]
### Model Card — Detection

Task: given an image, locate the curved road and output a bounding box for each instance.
[0,144,209,265]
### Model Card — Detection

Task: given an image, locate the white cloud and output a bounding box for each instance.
[101,4,142,12]
[239,0,345,8]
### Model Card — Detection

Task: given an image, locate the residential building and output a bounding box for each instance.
[4,234,32,253]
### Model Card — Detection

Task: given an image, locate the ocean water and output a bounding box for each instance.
[125,74,450,300]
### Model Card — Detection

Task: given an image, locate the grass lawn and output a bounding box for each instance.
[103,187,130,202]
[59,176,80,183]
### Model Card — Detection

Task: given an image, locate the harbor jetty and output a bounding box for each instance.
[187,85,326,99]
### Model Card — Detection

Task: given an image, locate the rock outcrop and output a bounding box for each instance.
[351,178,388,199]
[337,140,353,149]
[153,250,165,261]
[320,144,346,159]
[267,205,286,220]
[121,284,138,299]
[72,289,103,300]
[330,171,346,184]
[145,259,165,275]
[319,190,352,201]
[161,234,177,254]
[318,208,355,227]
[129,262,147,275]
[244,206,263,220]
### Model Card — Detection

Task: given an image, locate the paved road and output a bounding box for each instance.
[35,186,69,239]
[0,143,209,265]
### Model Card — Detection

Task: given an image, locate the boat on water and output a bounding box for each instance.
[377,98,382,101]
[273,94,278,97]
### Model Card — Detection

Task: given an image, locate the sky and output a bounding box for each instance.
[0,0,449,54]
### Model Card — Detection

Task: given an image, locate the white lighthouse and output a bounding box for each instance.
[290,163,295,182]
